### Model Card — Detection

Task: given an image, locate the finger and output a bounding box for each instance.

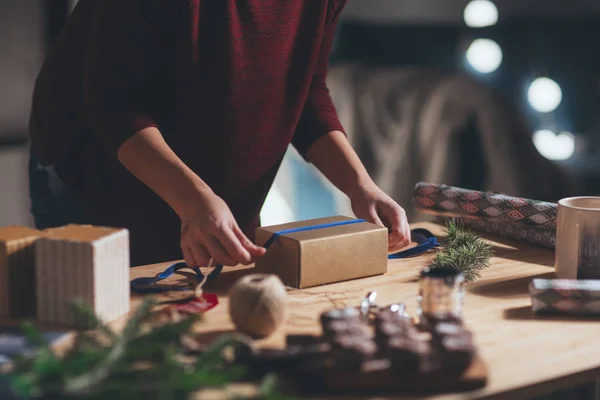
[368,207,385,228]
[388,231,404,252]
[189,241,211,267]
[203,236,238,266]
[233,225,266,257]
[214,227,253,265]
[181,241,196,267]
[392,207,411,248]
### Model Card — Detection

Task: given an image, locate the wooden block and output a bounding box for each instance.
[35,225,130,327]
[0,227,42,319]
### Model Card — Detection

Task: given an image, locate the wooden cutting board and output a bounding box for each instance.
[296,354,488,395]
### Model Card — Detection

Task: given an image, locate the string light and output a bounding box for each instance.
[465,39,503,74]
[528,78,563,113]
[464,0,499,28]
[532,130,575,160]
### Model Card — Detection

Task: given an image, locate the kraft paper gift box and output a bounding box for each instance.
[0,227,43,319]
[530,279,600,315]
[254,216,388,289]
[35,225,130,326]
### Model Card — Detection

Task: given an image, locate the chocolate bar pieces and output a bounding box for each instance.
[320,307,361,326]
[331,335,377,369]
[375,310,476,375]
[439,335,476,373]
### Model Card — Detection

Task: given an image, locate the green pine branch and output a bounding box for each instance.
[431,219,494,282]
[4,299,294,400]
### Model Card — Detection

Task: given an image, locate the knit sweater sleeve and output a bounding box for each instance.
[82,0,167,154]
[291,0,347,158]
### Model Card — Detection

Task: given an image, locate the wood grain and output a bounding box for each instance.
[49,223,600,399]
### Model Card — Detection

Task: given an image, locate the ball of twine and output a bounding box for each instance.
[228,274,288,339]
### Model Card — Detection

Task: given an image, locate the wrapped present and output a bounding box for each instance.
[0,227,43,319]
[529,279,600,315]
[35,225,130,326]
[255,216,388,289]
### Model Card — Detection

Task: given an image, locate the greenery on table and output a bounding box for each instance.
[4,299,293,400]
[431,219,495,282]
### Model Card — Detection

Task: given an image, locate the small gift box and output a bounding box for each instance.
[529,278,600,315]
[0,227,43,319]
[35,225,130,326]
[255,216,388,289]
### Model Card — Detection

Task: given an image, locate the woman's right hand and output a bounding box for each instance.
[179,188,266,267]
[115,127,265,267]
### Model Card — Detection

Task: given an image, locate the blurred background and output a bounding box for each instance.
[1,0,598,228]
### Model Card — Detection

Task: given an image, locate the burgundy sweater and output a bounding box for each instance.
[29,0,346,266]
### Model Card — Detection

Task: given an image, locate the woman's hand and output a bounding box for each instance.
[179,188,266,267]
[116,127,265,267]
[349,181,411,252]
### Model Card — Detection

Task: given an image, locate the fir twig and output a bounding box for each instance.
[431,219,494,282]
[63,298,155,395]
[5,299,294,400]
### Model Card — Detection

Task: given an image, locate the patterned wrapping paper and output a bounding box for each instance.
[457,218,555,250]
[413,182,557,249]
[529,279,600,315]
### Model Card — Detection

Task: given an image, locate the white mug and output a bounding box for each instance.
[555,197,600,279]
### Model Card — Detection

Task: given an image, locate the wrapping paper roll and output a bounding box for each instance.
[457,218,555,250]
[413,182,557,249]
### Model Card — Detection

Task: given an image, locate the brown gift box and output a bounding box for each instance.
[0,226,43,319]
[254,216,388,288]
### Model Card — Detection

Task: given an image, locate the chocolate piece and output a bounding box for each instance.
[419,348,442,374]
[374,319,420,355]
[375,308,399,322]
[320,307,361,325]
[433,322,464,336]
[440,335,476,373]
[322,320,366,339]
[375,321,407,338]
[387,337,429,374]
[331,336,377,369]
[431,322,474,345]
[411,330,433,343]
[375,306,411,325]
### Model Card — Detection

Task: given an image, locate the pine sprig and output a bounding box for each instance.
[4,299,292,400]
[431,219,494,282]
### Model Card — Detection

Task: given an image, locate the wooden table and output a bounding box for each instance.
[90,223,600,399]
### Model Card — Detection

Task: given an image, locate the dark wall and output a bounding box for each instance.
[334,19,600,136]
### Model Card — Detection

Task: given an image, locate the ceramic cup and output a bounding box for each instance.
[555,197,600,279]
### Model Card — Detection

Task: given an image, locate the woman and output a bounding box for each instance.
[28,0,411,267]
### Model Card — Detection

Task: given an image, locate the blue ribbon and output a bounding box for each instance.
[130,220,439,294]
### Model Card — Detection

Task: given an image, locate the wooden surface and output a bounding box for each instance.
[62,223,600,399]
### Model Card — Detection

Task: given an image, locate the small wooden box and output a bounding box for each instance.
[255,216,388,289]
[35,225,130,326]
[0,227,42,319]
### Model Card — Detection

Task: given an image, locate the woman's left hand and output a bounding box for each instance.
[349,181,411,252]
